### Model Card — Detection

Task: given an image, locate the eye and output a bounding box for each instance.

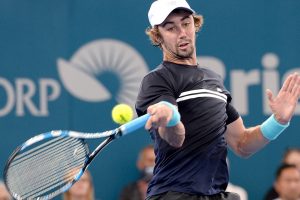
[167,26,175,32]
[182,21,191,27]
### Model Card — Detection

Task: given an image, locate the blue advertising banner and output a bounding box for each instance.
[1,1,299,199]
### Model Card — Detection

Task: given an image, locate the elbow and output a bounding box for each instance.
[235,145,254,159]
[236,150,252,159]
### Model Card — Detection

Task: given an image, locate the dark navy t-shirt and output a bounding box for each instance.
[135,61,239,197]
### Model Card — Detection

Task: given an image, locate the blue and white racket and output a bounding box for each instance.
[3,114,150,200]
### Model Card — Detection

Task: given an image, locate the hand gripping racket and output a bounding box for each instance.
[3,114,150,200]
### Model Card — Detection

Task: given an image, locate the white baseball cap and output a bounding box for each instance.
[148,0,195,27]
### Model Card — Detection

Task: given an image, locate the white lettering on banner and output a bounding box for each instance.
[0,78,60,117]
[16,78,40,116]
[0,78,15,116]
[231,70,260,115]
[198,53,300,115]
[39,79,61,116]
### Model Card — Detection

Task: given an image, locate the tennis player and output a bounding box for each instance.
[135,0,300,199]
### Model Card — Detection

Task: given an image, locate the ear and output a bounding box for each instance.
[153,33,163,45]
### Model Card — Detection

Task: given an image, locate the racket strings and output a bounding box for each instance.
[6,137,88,199]
[7,138,83,190]
[7,137,86,198]
[8,143,77,186]
[11,136,68,167]
[23,151,86,198]
[9,137,83,175]
[21,148,86,199]
[25,165,81,199]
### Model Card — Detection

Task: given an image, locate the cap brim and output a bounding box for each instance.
[151,7,195,27]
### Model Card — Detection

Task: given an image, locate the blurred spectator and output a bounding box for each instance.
[226,158,248,200]
[119,145,155,200]
[273,164,300,200]
[264,148,300,200]
[63,170,95,200]
[0,180,12,200]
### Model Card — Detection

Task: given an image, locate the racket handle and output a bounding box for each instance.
[120,114,150,135]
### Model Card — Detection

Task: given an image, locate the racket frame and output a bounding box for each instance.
[3,113,150,199]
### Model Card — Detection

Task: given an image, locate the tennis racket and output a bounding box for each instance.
[3,114,150,200]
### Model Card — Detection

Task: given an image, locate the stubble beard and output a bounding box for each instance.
[175,45,194,59]
[163,40,195,61]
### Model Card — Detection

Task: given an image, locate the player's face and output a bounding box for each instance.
[275,168,300,200]
[158,10,196,61]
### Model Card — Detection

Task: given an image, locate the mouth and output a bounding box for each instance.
[178,42,189,50]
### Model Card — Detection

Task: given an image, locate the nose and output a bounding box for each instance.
[178,26,187,38]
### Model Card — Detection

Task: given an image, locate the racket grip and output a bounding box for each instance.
[120,114,150,135]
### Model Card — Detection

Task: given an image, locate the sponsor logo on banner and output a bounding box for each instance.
[0,39,149,117]
[57,39,149,108]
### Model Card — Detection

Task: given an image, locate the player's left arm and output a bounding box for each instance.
[226,72,300,158]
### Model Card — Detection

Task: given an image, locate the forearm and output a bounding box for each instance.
[158,122,185,148]
[228,115,290,158]
[236,126,269,158]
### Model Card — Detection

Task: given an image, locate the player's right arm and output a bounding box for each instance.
[145,102,185,148]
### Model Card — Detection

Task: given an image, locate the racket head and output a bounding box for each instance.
[3,131,90,200]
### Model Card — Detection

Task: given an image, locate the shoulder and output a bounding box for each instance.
[144,63,172,79]
[141,63,176,87]
[201,66,223,80]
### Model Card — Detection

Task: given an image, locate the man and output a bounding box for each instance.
[274,164,300,200]
[135,0,300,199]
[265,148,300,200]
[120,145,155,200]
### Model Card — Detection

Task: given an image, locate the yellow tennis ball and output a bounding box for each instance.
[111,104,134,125]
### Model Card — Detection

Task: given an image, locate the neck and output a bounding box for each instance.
[162,47,197,66]
[163,54,197,65]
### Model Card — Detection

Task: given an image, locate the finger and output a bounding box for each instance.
[145,117,152,130]
[297,87,300,99]
[266,89,274,103]
[147,105,155,115]
[281,73,293,92]
[287,73,298,93]
[145,116,158,130]
[291,75,300,96]
[296,82,300,99]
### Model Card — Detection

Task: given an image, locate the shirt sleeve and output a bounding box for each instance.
[226,103,240,125]
[135,71,177,117]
